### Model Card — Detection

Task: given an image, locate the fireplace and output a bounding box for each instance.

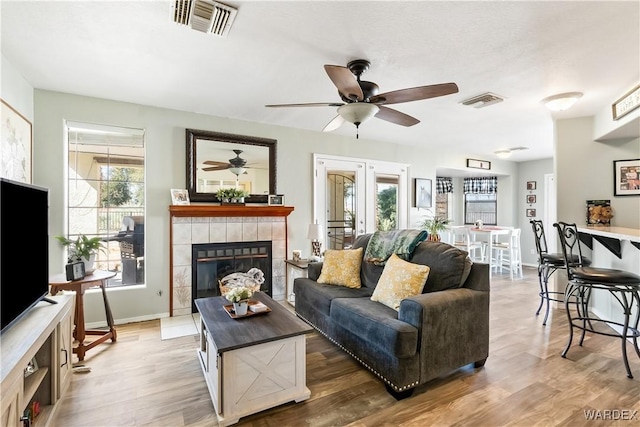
[191,241,272,312]
[169,205,294,317]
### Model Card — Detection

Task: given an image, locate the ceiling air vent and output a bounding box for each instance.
[172,0,237,37]
[460,92,505,109]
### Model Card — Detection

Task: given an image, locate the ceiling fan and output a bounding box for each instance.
[202,149,249,175]
[266,59,459,138]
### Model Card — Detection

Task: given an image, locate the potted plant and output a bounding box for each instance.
[420,215,451,242]
[224,286,253,316]
[230,188,249,203]
[216,188,249,204]
[55,234,106,274]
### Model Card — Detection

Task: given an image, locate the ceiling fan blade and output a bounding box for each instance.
[202,165,231,172]
[370,83,459,105]
[265,102,344,108]
[324,65,364,102]
[203,160,228,166]
[375,106,420,127]
[322,115,346,132]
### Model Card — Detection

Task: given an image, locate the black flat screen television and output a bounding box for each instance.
[1,178,52,333]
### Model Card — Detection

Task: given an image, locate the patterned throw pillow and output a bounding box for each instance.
[317,247,363,289]
[370,253,430,310]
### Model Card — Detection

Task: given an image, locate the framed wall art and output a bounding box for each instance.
[613,159,640,196]
[413,178,432,209]
[526,181,537,190]
[526,208,536,218]
[466,158,491,170]
[526,194,536,204]
[1,99,32,183]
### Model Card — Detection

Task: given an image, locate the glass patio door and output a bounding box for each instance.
[313,154,408,251]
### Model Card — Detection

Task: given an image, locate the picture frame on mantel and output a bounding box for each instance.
[171,188,190,205]
[613,158,640,196]
[268,194,285,206]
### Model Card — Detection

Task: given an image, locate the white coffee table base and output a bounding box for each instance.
[198,319,310,426]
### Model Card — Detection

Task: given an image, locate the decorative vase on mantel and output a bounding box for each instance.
[233,300,249,316]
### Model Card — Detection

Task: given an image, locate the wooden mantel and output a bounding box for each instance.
[169,204,295,218]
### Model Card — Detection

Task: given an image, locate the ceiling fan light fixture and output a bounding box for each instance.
[337,103,379,126]
[229,166,247,176]
[541,92,583,111]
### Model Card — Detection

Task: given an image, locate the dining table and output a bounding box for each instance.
[468,226,513,274]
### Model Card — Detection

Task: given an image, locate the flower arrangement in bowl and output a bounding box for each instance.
[224,286,254,316]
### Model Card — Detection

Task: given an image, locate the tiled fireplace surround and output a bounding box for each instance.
[169,205,294,317]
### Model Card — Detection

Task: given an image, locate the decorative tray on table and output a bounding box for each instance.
[223,301,272,319]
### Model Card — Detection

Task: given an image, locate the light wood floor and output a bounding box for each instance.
[50,266,640,427]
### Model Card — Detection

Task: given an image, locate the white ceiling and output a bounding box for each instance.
[2,1,639,164]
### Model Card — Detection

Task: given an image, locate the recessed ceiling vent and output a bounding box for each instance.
[460,92,505,108]
[172,0,237,37]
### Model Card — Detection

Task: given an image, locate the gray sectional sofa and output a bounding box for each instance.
[293,233,490,398]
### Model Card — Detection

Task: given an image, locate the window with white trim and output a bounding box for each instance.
[65,122,145,288]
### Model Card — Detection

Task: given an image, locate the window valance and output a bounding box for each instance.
[436,177,453,194]
[463,177,497,194]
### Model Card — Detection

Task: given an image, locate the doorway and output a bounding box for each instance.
[313,154,409,248]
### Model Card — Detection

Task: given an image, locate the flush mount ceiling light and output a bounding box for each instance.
[541,92,583,111]
[494,146,529,159]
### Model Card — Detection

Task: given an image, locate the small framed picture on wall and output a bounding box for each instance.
[526,181,537,190]
[526,208,536,218]
[414,178,432,209]
[526,194,536,204]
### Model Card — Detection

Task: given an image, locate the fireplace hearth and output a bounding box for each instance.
[191,241,272,312]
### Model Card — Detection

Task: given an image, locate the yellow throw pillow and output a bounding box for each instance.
[317,247,363,289]
[371,253,430,310]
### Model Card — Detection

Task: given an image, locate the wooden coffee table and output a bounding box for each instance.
[195,292,313,426]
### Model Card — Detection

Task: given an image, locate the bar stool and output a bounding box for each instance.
[554,222,640,378]
[530,220,567,325]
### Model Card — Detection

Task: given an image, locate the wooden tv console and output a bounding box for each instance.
[1,294,74,426]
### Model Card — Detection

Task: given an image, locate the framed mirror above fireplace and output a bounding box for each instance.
[186,129,277,203]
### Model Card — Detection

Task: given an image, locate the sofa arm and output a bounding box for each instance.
[398,274,490,382]
[307,262,324,281]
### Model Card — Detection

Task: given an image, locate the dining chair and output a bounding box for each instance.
[493,228,523,279]
[447,226,485,262]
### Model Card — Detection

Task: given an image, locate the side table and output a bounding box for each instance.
[284,259,310,305]
[49,270,117,361]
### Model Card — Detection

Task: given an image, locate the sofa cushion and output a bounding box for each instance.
[294,277,374,317]
[352,234,385,289]
[330,297,418,358]
[410,241,473,292]
[317,247,363,288]
[370,253,430,310]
